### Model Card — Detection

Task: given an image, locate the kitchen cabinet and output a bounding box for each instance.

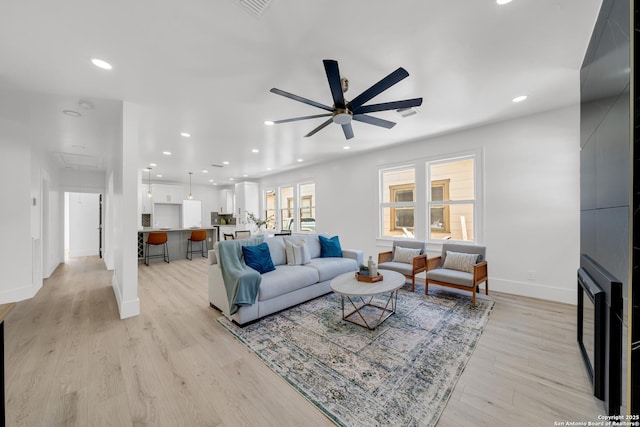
[234,182,259,227]
[141,185,152,213]
[219,188,234,214]
[152,184,183,204]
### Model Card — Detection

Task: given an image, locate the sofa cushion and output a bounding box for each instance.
[285,234,322,259]
[319,235,342,257]
[378,262,414,277]
[442,251,478,273]
[264,236,287,266]
[285,239,311,265]
[258,265,320,301]
[242,243,275,274]
[392,246,422,264]
[426,268,474,287]
[307,257,357,282]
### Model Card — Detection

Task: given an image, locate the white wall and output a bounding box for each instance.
[67,192,100,257]
[260,106,580,304]
[105,101,140,319]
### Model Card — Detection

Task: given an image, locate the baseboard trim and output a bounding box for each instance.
[0,281,40,304]
[111,274,140,319]
[488,277,576,305]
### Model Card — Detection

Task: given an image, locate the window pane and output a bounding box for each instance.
[279,186,293,230]
[299,183,315,231]
[382,168,415,203]
[429,204,474,241]
[382,207,415,237]
[430,159,474,201]
[264,190,276,230]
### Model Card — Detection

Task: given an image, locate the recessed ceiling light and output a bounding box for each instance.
[63,110,82,117]
[156,174,163,178]
[496,0,512,4]
[512,95,527,103]
[212,183,218,186]
[243,174,249,178]
[202,170,208,173]
[149,163,157,167]
[223,161,230,165]
[252,149,259,153]
[343,146,351,150]
[208,179,214,182]
[267,167,272,171]
[181,132,191,137]
[297,158,303,162]
[264,120,275,126]
[91,58,112,70]
[162,151,172,156]
[229,178,234,181]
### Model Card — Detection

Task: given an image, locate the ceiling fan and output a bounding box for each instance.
[268,59,423,140]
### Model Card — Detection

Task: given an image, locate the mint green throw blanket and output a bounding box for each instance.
[217,236,265,315]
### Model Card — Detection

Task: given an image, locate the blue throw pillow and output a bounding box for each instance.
[319,235,342,257]
[242,242,275,274]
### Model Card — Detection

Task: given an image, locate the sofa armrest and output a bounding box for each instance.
[342,249,364,266]
[208,249,217,265]
[426,256,441,271]
[378,251,393,264]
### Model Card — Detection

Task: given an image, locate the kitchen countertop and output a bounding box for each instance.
[138,227,216,232]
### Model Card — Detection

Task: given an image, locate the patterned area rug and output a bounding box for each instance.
[218,285,494,426]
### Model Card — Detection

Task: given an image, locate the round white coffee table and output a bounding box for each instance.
[330,269,405,330]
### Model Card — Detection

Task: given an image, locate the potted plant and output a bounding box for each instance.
[358,264,370,277]
[247,212,273,234]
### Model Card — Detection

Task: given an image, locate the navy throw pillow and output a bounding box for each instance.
[319,235,342,257]
[242,242,275,274]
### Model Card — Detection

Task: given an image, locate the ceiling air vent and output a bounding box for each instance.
[397,107,419,118]
[238,0,272,16]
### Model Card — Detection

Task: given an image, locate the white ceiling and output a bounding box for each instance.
[0,0,602,186]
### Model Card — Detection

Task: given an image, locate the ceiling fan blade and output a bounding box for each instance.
[323,60,345,108]
[342,123,354,140]
[348,67,410,110]
[353,98,423,114]
[305,118,333,137]
[272,113,333,124]
[353,114,396,129]
[270,88,334,112]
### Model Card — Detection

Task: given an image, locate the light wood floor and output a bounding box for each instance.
[4,256,603,426]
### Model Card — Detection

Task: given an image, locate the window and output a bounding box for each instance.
[428,157,475,241]
[263,190,276,230]
[380,166,415,238]
[279,186,294,231]
[299,183,316,232]
[268,182,316,232]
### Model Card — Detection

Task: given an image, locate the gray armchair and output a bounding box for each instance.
[378,240,427,292]
[425,242,488,307]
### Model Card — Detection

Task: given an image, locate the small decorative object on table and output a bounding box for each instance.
[356,272,383,282]
[358,264,370,277]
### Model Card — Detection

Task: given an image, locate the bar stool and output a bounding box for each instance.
[223,233,235,240]
[187,229,208,260]
[145,232,169,265]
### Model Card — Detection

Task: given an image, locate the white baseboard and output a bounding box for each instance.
[111,274,140,319]
[0,281,40,304]
[488,277,576,305]
[69,249,99,257]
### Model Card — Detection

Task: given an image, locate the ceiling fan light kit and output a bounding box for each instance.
[269,59,422,140]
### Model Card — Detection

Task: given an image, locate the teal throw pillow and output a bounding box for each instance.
[242,242,276,274]
[319,235,342,257]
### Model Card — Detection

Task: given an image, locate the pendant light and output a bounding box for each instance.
[188,172,193,199]
[147,167,152,198]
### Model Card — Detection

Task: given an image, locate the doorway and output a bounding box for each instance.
[65,192,101,259]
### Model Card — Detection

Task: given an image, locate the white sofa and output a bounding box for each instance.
[209,234,363,325]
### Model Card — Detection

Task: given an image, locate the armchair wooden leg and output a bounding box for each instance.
[485,280,489,295]
[472,289,476,307]
[411,276,415,292]
[425,281,429,295]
